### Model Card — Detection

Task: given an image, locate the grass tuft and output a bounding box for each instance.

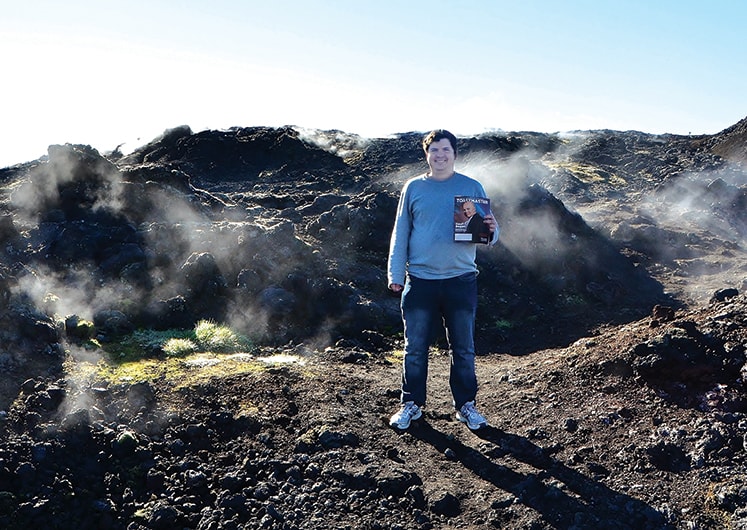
[163,338,199,356]
[193,320,251,353]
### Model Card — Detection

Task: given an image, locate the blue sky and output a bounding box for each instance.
[1,0,745,167]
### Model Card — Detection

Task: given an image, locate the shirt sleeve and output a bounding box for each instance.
[488,224,500,246]
[387,182,412,286]
[476,181,500,247]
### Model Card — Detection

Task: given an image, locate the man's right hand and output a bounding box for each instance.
[389,283,403,293]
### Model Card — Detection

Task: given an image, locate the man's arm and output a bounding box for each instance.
[387,184,412,288]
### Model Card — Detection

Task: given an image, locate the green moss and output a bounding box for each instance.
[131,328,193,355]
[67,318,96,341]
[547,161,627,186]
[71,352,267,389]
[560,293,586,308]
[101,321,254,362]
[494,319,513,331]
[62,321,287,392]
[385,349,404,364]
[114,430,138,450]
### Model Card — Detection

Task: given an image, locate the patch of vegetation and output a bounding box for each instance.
[106,320,253,362]
[385,349,404,365]
[494,318,513,331]
[547,161,627,186]
[62,321,307,390]
[66,318,96,340]
[162,338,198,356]
[559,293,587,309]
[194,320,250,353]
[74,353,265,389]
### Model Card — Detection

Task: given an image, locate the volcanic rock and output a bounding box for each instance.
[0,118,747,528]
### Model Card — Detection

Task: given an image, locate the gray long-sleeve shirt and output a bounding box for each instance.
[387,172,499,287]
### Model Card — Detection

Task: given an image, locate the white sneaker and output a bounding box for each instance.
[389,401,422,430]
[456,401,488,430]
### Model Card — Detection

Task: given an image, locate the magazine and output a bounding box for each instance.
[453,196,491,244]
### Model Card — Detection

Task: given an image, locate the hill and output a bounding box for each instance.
[0,119,746,528]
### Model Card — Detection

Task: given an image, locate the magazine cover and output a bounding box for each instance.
[453,196,491,244]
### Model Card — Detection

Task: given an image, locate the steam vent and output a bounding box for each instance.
[1,119,747,528]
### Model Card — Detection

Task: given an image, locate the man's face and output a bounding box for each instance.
[462,202,476,218]
[425,138,455,176]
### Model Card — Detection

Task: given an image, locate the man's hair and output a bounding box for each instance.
[422,129,458,158]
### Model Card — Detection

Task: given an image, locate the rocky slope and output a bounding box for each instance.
[0,118,746,529]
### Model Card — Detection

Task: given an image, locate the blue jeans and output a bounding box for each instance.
[399,272,478,410]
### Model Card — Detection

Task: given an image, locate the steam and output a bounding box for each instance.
[10,145,125,225]
[7,129,747,367]
[6,144,293,348]
[631,165,747,301]
[640,168,747,241]
[457,150,576,267]
[293,127,370,159]
[15,266,125,321]
[461,151,544,203]
[454,141,747,304]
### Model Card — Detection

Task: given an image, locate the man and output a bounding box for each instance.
[462,200,487,243]
[387,129,499,431]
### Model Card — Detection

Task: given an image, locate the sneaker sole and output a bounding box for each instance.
[456,412,487,430]
[390,409,422,430]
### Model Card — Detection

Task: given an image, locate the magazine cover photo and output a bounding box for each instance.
[453,196,491,244]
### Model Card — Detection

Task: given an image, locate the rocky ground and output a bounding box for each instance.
[1,119,747,529]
